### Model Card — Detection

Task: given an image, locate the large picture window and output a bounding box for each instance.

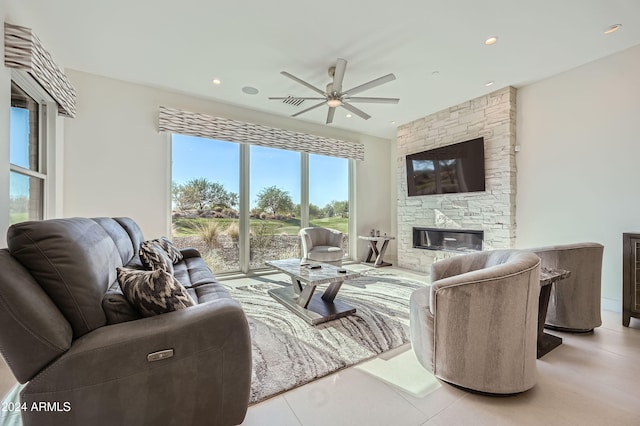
[10,82,46,224]
[171,134,351,273]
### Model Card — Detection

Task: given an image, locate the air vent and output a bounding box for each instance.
[282,96,305,107]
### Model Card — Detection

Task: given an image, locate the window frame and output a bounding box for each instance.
[9,71,58,223]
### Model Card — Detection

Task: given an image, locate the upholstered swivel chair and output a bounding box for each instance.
[410,250,541,394]
[528,242,604,332]
[299,227,344,266]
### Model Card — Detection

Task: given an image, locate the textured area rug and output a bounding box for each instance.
[226,271,424,404]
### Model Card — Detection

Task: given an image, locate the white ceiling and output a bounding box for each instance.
[8,0,640,139]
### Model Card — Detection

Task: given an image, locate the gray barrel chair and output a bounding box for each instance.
[528,242,604,332]
[299,227,344,266]
[410,249,541,394]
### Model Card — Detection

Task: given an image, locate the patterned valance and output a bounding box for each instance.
[158,106,364,161]
[4,22,76,118]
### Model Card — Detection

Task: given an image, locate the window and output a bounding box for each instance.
[10,82,46,224]
[309,154,350,258]
[171,135,240,273]
[171,135,352,274]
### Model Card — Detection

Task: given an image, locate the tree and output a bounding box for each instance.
[173,178,238,210]
[308,203,321,219]
[256,186,293,215]
[332,200,349,218]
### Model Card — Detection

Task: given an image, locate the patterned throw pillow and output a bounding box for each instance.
[116,267,194,317]
[140,237,183,266]
[139,241,174,274]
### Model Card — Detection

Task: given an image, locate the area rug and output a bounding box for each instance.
[226,270,425,404]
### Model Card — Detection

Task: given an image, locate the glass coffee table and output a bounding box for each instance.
[265,258,362,325]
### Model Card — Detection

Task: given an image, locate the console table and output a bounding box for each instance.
[358,235,395,267]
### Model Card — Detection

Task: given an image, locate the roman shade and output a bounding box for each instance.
[158,106,365,161]
[4,22,77,118]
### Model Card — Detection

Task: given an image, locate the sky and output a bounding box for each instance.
[9,107,32,197]
[171,134,348,209]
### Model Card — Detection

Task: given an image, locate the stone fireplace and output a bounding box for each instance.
[396,87,517,273]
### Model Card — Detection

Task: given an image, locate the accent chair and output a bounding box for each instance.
[410,249,541,394]
[528,242,604,332]
[299,227,344,266]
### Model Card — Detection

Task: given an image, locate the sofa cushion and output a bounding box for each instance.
[117,268,194,317]
[7,218,119,338]
[139,241,175,274]
[102,281,142,324]
[140,237,183,265]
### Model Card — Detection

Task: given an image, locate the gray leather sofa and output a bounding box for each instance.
[0,217,251,426]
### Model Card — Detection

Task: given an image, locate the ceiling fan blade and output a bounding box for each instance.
[332,58,347,93]
[326,107,336,124]
[268,97,327,100]
[280,71,326,96]
[344,73,396,96]
[291,101,326,117]
[346,97,400,104]
[341,102,371,120]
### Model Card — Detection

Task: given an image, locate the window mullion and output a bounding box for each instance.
[301,153,309,228]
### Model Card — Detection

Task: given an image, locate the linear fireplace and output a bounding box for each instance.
[413,227,484,252]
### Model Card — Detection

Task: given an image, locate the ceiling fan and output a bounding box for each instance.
[269,58,399,124]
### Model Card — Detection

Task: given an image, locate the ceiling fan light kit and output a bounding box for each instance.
[269,58,399,124]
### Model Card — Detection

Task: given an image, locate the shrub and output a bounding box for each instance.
[195,221,221,249]
[226,221,240,243]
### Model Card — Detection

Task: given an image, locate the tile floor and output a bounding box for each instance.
[240,309,640,426]
[2,267,640,426]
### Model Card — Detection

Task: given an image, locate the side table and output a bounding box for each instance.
[358,235,395,267]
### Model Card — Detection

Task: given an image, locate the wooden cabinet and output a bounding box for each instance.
[623,233,640,326]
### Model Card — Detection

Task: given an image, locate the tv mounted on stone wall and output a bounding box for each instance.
[405,137,485,196]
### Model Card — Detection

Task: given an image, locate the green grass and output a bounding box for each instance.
[10,212,28,225]
[173,216,348,236]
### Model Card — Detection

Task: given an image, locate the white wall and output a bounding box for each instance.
[0,2,11,247]
[64,70,394,260]
[516,44,640,310]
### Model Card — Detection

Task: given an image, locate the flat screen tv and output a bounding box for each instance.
[406,137,485,196]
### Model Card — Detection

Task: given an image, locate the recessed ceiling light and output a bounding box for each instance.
[604,24,622,35]
[212,78,221,85]
[390,121,396,125]
[346,113,352,118]
[485,81,495,87]
[484,36,498,45]
[242,86,259,95]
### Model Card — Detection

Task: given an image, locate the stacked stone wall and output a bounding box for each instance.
[396,86,517,273]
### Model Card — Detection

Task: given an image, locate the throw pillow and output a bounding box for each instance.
[141,237,184,264]
[116,267,194,317]
[139,241,174,274]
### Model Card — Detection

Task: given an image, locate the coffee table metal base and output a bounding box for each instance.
[268,287,356,325]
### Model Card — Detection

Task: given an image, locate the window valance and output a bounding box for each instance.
[158,106,364,161]
[4,22,76,118]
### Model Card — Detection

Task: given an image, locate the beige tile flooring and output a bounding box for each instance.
[240,302,640,425]
[2,269,640,425]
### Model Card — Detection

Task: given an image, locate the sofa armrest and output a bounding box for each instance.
[179,247,202,259]
[21,299,251,426]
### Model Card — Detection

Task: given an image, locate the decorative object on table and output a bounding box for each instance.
[358,234,395,267]
[410,249,541,394]
[299,227,344,266]
[529,242,604,331]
